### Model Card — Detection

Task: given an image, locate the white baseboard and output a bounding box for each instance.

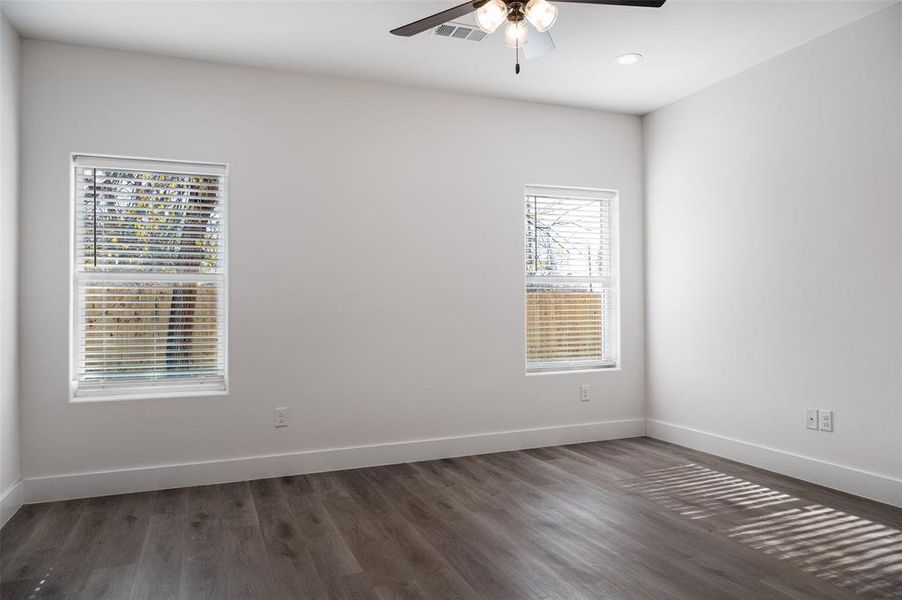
[1,479,23,528]
[24,418,646,504]
[646,420,902,508]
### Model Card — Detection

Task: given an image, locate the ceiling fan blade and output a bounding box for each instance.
[555,0,666,7]
[525,30,556,60]
[390,1,489,37]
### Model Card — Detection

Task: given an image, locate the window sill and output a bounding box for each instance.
[526,366,621,377]
[69,388,229,403]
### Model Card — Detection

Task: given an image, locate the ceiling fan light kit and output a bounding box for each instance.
[391,0,666,74]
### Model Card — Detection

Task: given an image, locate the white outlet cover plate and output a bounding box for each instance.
[819,410,833,432]
[806,408,819,430]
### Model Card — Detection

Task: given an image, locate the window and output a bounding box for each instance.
[525,186,618,373]
[72,156,228,399]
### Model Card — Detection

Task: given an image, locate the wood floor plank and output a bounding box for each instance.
[219,481,259,528]
[490,453,794,599]
[0,577,44,600]
[0,504,53,564]
[338,468,485,600]
[325,572,379,600]
[77,492,153,600]
[276,476,363,579]
[129,512,187,600]
[384,462,596,599]
[221,525,277,599]
[0,499,86,584]
[178,485,225,600]
[2,438,900,600]
[453,455,683,599]
[151,488,189,517]
[323,477,460,600]
[30,494,123,600]
[248,477,329,599]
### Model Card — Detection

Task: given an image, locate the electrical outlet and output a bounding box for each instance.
[806,408,819,430]
[580,384,590,402]
[819,410,833,432]
[274,407,289,428]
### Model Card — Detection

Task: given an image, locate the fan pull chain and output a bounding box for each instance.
[515,39,521,75]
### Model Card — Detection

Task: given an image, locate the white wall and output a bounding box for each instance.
[18,41,646,499]
[644,5,902,503]
[0,13,21,525]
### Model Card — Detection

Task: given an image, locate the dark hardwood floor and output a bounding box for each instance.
[1,437,900,599]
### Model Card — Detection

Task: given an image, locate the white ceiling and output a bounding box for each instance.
[1,0,893,114]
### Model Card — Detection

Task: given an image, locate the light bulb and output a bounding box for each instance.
[504,20,528,48]
[475,0,510,34]
[524,0,558,33]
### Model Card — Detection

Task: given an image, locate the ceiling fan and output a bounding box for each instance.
[391,0,666,74]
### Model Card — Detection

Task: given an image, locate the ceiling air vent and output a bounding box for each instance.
[435,24,455,37]
[451,26,472,39]
[431,22,486,42]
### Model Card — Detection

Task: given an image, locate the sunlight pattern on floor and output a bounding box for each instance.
[621,463,798,520]
[622,463,902,599]
[730,504,902,599]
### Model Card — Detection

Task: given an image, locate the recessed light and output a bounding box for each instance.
[615,53,644,66]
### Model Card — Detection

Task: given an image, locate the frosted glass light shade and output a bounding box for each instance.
[524,0,558,32]
[475,0,510,34]
[504,20,528,48]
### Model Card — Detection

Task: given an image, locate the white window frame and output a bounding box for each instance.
[524,184,620,374]
[69,154,230,401]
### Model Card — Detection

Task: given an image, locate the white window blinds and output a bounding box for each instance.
[72,156,228,398]
[525,186,618,373]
